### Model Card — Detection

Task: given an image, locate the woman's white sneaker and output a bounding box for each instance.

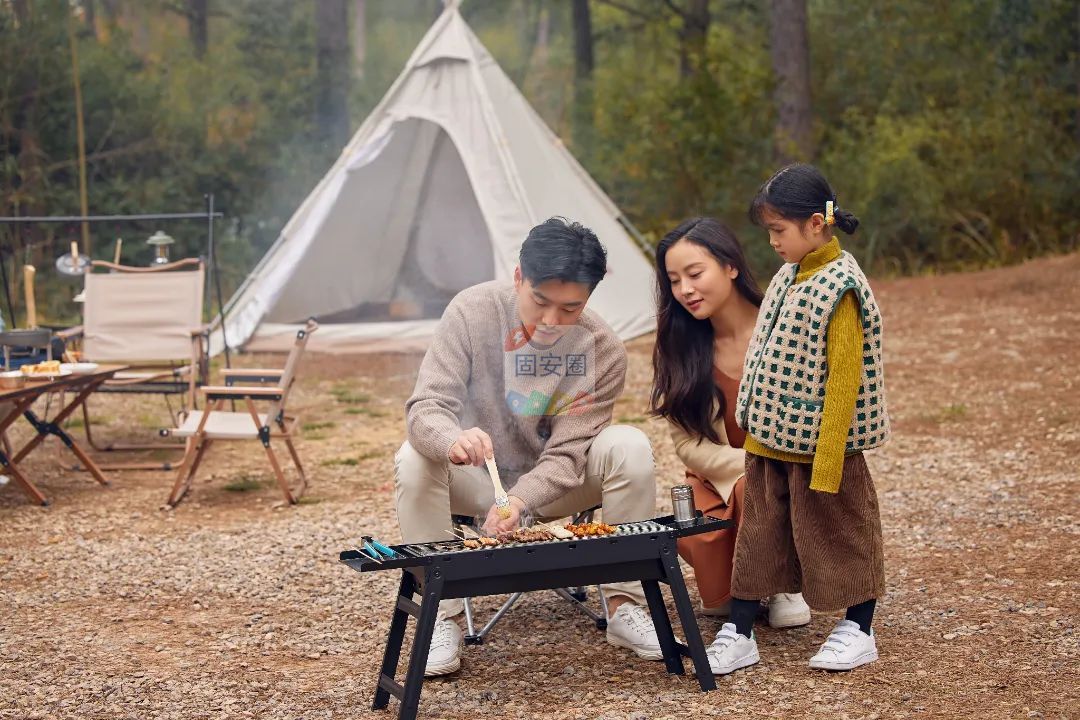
[606,603,663,660]
[768,592,811,628]
[706,623,760,675]
[808,619,878,671]
[424,618,463,677]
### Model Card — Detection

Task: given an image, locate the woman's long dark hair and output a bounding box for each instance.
[650,218,763,444]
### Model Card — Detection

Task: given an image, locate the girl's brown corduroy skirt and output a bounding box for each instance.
[731,452,885,611]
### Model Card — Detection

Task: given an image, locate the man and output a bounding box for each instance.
[395,217,659,676]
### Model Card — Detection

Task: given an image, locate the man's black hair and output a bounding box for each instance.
[519,217,607,290]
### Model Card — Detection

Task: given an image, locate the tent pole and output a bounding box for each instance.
[206,193,231,368]
[0,245,14,329]
[617,215,655,260]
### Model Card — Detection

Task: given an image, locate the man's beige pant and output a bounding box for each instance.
[394,425,655,613]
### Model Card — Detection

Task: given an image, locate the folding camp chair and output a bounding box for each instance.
[59,259,210,470]
[455,506,609,645]
[165,320,317,507]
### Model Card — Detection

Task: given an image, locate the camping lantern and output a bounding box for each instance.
[147,230,175,265]
[55,240,91,278]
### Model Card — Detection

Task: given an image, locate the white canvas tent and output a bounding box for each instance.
[215,1,656,354]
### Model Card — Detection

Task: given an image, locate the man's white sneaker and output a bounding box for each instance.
[808,619,878,671]
[606,603,663,660]
[706,623,760,675]
[424,618,463,677]
[768,592,811,628]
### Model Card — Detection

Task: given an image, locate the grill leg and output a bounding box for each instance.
[661,545,717,692]
[641,579,683,676]
[465,592,522,645]
[373,571,416,711]
[400,569,444,720]
[552,588,606,630]
[462,597,476,638]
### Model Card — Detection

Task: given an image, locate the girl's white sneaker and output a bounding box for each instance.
[706,623,760,675]
[808,619,878,671]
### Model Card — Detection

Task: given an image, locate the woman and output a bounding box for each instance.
[650,217,810,628]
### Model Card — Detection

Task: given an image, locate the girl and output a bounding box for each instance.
[707,164,890,674]
[650,217,811,639]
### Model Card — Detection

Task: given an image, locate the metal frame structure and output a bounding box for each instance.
[0,197,234,470]
[341,514,731,720]
[0,194,230,363]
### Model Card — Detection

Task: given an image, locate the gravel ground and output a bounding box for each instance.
[1,253,1077,720]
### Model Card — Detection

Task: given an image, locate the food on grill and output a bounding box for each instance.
[462,536,500,549]
[544,523,574,540]
[21,360,62,377]
[564,522,617,537]
[462,528,557,547]
[497,528,554,543]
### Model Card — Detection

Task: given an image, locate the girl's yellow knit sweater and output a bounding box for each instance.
[744,237,862,493]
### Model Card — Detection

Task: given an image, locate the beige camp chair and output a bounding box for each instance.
[61,259,209,470]
[165,320,317,507]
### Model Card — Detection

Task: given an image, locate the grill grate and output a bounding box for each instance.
[403,519,671,558]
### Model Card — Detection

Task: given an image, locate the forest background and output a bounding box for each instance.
[1,0,1077,326]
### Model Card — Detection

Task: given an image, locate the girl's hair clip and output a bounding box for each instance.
[825,200,836,226]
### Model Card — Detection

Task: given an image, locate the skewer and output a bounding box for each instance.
[359,545,385,564]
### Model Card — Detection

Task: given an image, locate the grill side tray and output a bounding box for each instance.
[340,545,428,573]
[656,513,734,539]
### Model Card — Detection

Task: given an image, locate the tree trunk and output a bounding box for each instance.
[11,16,43,221]
[100,0,118,23]
[352,0,366,80]
[514,1,543,87]
[679,0,710,78]
[187,0,208,59]
[12,0,29,25]
[1074,0,1079,143]
[315,0,350,151]
[83,0,99,40]
[769,0,814,162]
[571,0,594,150]
[572,0,594,79]
[534,1,550,68]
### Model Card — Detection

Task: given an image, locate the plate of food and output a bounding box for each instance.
[21,361,72,381]
[62,362,100,375]
[0,370,25,389]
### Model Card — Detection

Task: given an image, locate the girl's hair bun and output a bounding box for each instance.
[834,207,859,235]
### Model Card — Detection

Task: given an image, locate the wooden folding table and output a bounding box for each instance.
[0,365,125,505]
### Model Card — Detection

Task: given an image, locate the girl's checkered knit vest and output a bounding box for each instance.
[735,251,891,454]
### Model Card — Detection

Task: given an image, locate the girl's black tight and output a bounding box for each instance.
[845,598,876,634]
[727,596,877,638]
[729,597,760,638]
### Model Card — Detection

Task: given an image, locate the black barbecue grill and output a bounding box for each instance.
[340,513,732,720]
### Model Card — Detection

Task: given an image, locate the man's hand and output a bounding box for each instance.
[448,427,493,466]
[482,495,527,535]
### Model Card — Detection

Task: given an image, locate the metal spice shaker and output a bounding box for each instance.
[671,484,696,525]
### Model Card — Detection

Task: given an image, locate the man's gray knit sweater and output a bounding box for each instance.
[404,281,627,510]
